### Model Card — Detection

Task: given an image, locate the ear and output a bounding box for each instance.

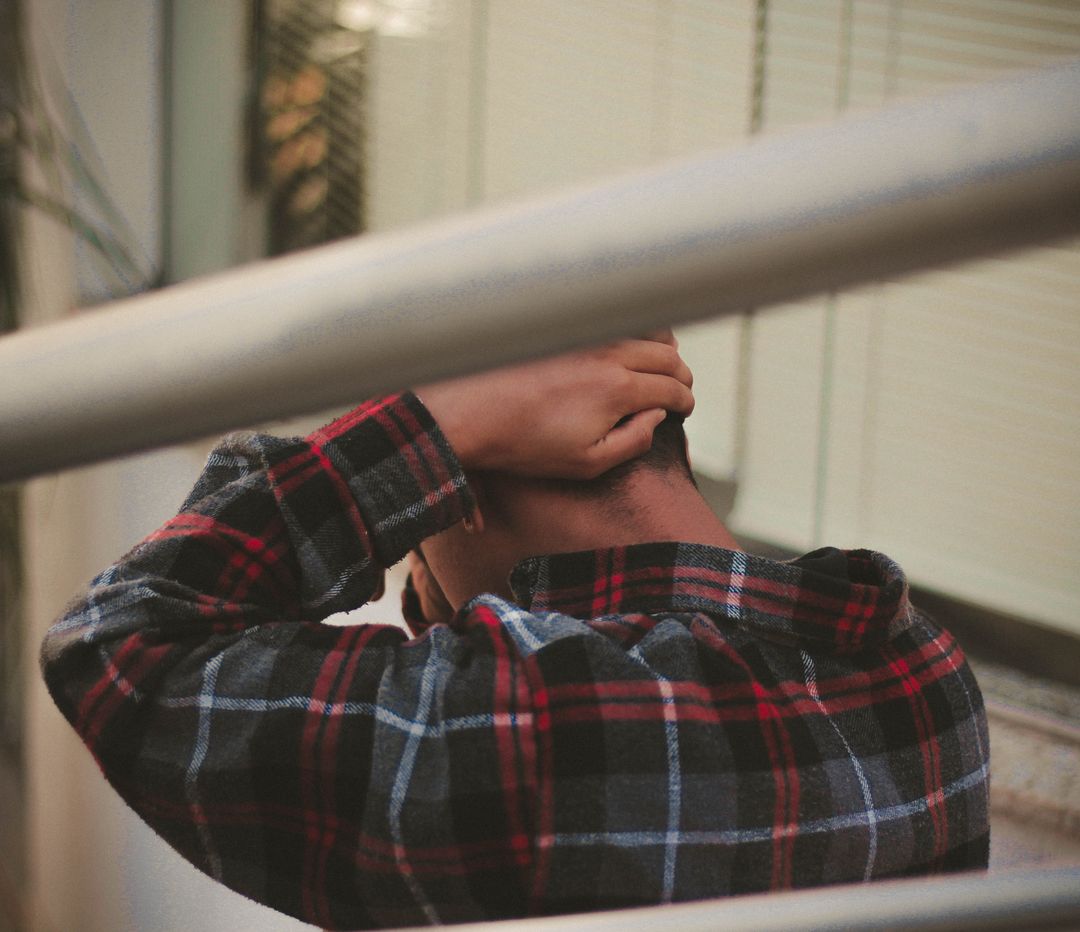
[462,473,487,535]
[462,506,485,535]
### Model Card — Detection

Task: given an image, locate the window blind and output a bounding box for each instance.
[730,0,1080,633]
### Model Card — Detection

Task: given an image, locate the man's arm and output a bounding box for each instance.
[40,338,692,929]
[41,393,470,929]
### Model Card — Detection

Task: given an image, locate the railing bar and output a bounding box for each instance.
[399,865,1080,931]
[1,60,1079,483]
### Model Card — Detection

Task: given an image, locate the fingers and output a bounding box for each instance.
[606,339,693,390]
[418,330,694,479]
[408,548,455,624]
[621,370,695,419]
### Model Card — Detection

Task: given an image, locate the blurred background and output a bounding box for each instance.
[0,2,1078,930]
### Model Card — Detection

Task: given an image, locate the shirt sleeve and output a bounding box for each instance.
[39,392,538,929]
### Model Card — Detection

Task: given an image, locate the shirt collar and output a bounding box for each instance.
[509,542,912,653]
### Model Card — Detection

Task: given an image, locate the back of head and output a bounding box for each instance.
[468,413,716,583]
[623,412,693,481]
[555,413,695,500]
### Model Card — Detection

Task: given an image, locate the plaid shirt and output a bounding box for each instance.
[41,392,990,930]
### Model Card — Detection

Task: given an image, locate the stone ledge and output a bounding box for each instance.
[988,700,1080,837]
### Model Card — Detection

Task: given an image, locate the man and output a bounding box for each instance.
[41,334,989,930]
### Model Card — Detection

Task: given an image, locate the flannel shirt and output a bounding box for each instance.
[41,392,990,930]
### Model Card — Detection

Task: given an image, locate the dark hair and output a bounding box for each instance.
[630,412,692,477]
[552,413,694,499]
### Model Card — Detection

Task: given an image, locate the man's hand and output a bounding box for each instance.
[405,549,456,629]
[419,332,694,480]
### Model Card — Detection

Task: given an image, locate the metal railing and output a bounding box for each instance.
[1,60,1079,482]
[403,865,1080,931]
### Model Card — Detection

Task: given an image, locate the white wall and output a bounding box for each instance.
[21,3,310,930]
[167,3,252,281]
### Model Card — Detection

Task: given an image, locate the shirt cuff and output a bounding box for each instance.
[308,392,477,568]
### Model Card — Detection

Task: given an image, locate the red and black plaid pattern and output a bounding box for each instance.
[42,392,989,930]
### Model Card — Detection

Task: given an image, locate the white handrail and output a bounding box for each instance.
[2,60,1079,482]
[403,865,1080,931]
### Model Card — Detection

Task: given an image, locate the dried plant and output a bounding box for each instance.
[0,0,158,761]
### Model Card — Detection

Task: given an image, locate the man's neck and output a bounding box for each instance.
[511,469,740,558]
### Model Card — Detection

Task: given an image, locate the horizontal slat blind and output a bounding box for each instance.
[732,0,1080,633]
[729,0,848,549]
[365,1,477,231]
